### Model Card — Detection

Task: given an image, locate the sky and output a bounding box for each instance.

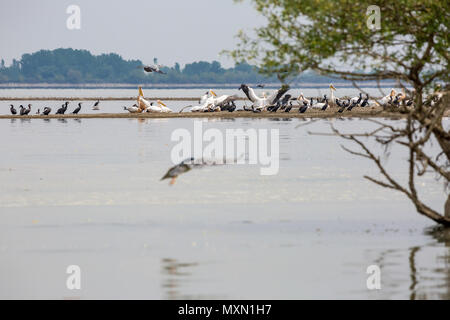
[0,0,264,68]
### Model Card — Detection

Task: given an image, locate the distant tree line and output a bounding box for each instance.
[0,48,333,84]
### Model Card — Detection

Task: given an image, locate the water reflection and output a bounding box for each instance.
[161,258,199,300]
[418,226,450,300]
[376,226,450,299]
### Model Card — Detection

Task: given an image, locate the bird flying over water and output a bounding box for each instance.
[140,64,166,74]
[161,157,197,185]
[161,156,242,185]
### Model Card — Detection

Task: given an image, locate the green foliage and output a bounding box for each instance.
[229,0,449,93]
[0,48,291,84]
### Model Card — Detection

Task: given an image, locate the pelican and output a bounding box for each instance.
[180,90,223,113]
[295,93,308,104]
[42,107,52,115]
[92,100,100,110]
[328,84,337,107]
[144,100,172,113]
[137,87,173,113]
[10,105,17,115]
[312,97,329,110]
[124,104,140,113]
[206,89,239,110]
[155,100,172,113]
[141,64,166,74]
[379,89,397,105]
[199,91,210,105]
[179,104,209,113]
[72,103,82,114]
[238,84,289,111]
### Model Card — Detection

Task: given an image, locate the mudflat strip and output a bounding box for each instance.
[1,107,441,119]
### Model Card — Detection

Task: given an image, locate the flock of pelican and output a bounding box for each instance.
[7,84,419,116]
[122,84,416,115]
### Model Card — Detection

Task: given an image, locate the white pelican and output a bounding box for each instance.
[296,92,308,104]
[206,89,238,110]
[124,104,140,113]
[180,90,235,113]
[179,104,209,113]
[199,91,210,105]
[140,64,166,74]
[137,87,173,113]
[155,100,173,113]
[379,89,397,106]
[312,97,329,110]
[328,84,337,107]
[238,84,289,111]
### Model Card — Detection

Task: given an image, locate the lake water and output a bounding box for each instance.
[0,89,449,299]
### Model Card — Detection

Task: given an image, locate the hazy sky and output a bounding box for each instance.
[0,0,264,67]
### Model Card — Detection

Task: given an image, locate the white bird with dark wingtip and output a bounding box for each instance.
[312,97,329,110]
[137,87,173,113]
[238,84,289,111]
[42,107,52,115]
[206,89,239,111]
[140,64,166,74]
[377,89,397,106]
[124,104,140,113]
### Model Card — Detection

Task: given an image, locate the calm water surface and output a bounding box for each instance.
[0,89,449,299]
